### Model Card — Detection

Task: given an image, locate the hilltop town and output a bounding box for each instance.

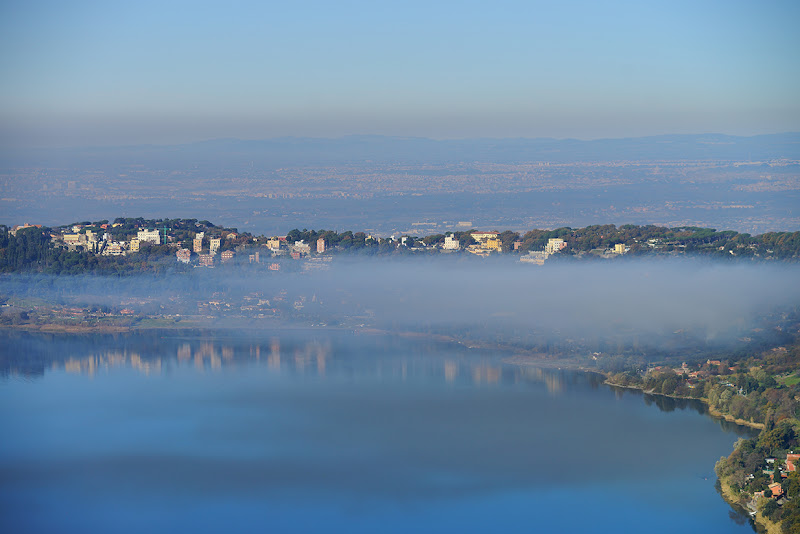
[3,218,799,276]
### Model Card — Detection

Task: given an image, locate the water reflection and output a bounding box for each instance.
[0,329,759,441]
[0,330,595,396]
[606,382,708,414]
[606,383,759,437]
[716,479,756,529]
[0,329,759,534]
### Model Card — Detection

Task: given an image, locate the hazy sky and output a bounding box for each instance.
[1,0,798,147]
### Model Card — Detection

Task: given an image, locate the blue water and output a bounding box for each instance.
[0,330,757,533]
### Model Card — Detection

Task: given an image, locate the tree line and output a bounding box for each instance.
[1,221,799,275]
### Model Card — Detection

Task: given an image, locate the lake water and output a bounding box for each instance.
[0,329,759,533]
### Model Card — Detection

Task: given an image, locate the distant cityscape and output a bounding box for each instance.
[3,135,799,237]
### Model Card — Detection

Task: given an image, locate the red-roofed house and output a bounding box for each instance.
[786,453,800,473]
[768,482,783,497]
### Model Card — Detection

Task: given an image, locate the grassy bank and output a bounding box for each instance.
[718,478,781,534]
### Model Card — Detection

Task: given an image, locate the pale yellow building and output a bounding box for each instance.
[63,234,83,245]
[471,231,499,243]
[545,238,566,254]
[483,238,502,251]
[104,242,124,256]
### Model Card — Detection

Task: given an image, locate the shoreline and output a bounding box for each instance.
[0,323,132,334]
[718,479,781,534]
[604,378,778,533]
[0,319,345,334]
[707,404,765,431]
[603,378,766,430]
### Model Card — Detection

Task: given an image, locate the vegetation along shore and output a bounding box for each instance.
[606,347,800,532]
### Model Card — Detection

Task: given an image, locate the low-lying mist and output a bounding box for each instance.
[2,256,798,360]
[319,257,796,331]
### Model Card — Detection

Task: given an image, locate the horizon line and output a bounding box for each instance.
[11,130,800,152]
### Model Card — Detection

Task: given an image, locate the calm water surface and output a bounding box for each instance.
[0,330,758,533]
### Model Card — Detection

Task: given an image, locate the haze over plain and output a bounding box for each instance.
[2,1,798,234]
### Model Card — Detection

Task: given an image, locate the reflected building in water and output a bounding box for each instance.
[59,349,160,377]
[3,331,597,397]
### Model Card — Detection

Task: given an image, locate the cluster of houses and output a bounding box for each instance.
[178,231,236,267]
[46,222,239,266]
[40,223,567,267]
[745,453,800,515]
[50,222,154,256]
[180,233,325,268]
[30,222,635,267]
[520,239,629,264]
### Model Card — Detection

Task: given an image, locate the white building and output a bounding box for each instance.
[443,235,460,250]
[545,238,566,254]
[137,229,161,245]
[293,241,311,254]
[210,238,221,255]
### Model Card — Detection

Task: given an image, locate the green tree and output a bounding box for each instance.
[761,498,780,520]
[661,375,679,395]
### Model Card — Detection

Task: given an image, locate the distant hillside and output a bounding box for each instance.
[3,133,799,168]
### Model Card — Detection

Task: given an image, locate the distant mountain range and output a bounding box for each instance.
[3,133,799,168]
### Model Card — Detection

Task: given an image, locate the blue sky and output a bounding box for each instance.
[1,0,798,147]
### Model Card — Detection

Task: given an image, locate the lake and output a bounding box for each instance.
[0,329,759,533]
